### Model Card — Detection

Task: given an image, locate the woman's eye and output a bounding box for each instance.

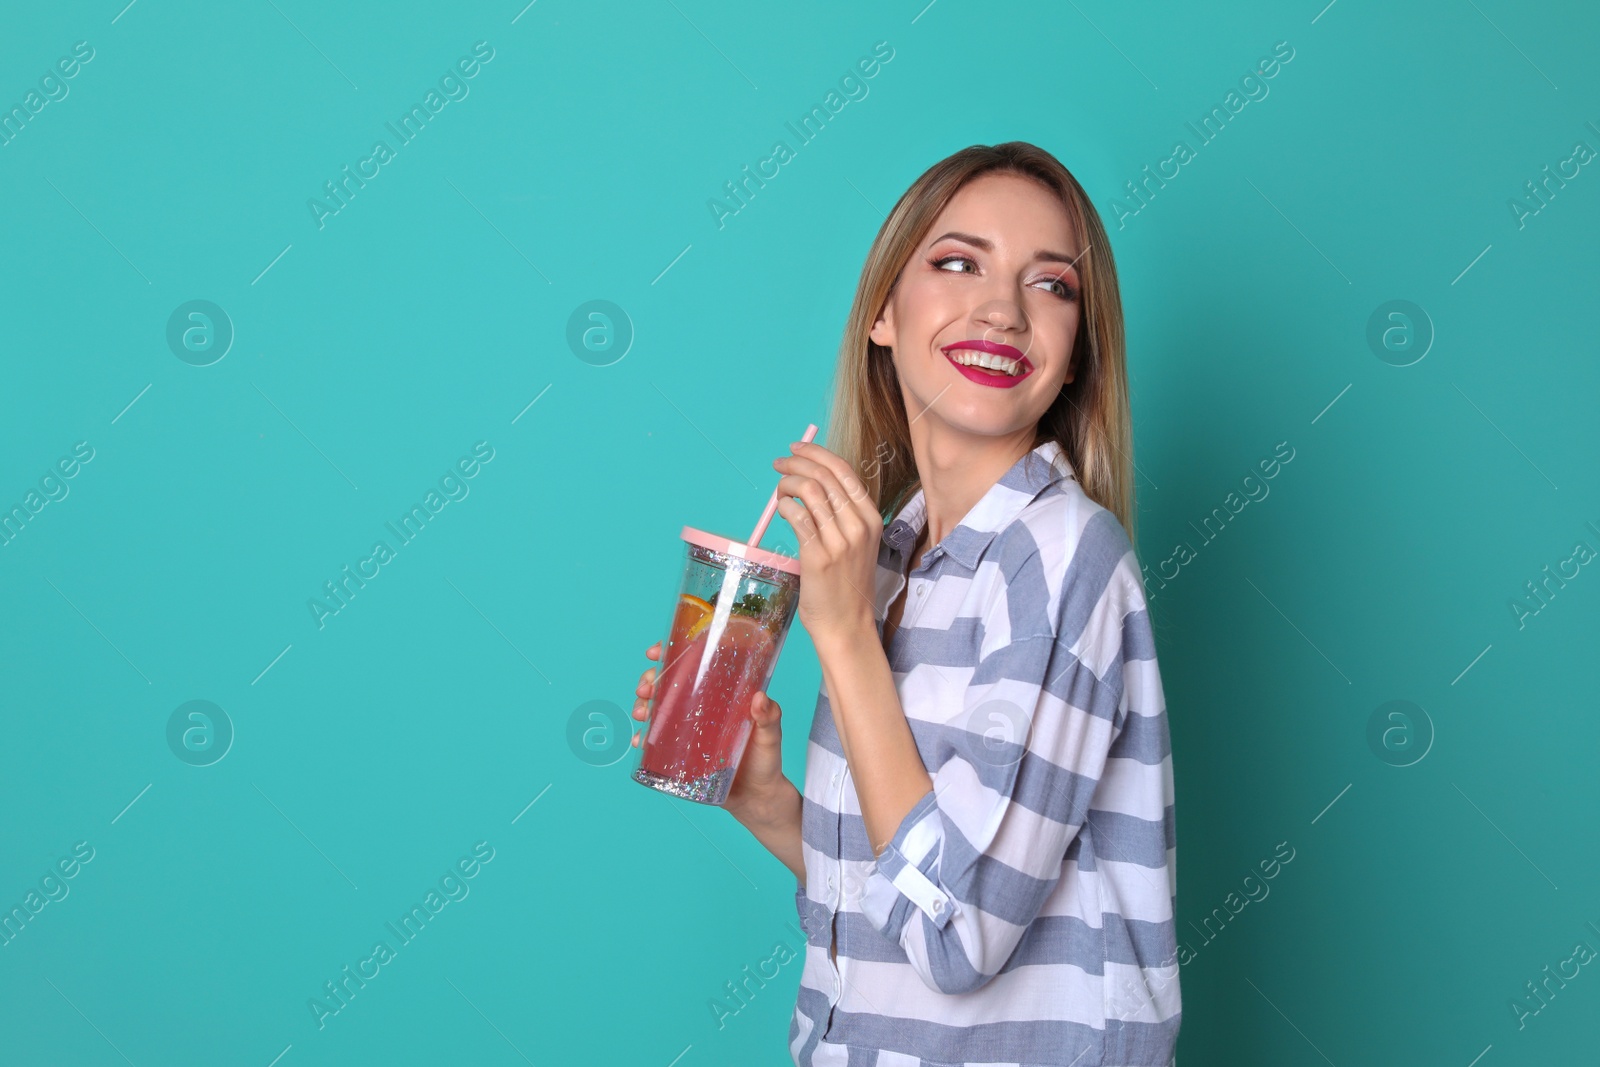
[933,254,1077,299]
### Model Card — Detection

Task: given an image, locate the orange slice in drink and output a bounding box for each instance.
[672,593,715,646]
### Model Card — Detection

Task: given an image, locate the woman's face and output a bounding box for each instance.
[870,171,1083,441]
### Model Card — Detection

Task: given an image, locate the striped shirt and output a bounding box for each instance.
[789,439,1181,1067]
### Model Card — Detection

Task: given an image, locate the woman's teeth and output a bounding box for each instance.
[949,350,1022,376]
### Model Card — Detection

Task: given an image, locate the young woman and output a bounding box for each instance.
[632,142,1179,1067]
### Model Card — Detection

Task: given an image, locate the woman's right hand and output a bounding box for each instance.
[629,641,664,748]
[723,688,789,824]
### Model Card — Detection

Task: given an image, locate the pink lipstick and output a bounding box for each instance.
[940,340,1034,389]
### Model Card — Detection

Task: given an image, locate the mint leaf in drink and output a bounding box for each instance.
[731,592,770,618]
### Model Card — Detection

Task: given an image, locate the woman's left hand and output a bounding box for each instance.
[772,440,882,644]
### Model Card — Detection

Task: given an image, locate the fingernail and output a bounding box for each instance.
[789,441,802,451]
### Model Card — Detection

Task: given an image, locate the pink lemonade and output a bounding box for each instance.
[638,611,778,787]
[633,523,800,806]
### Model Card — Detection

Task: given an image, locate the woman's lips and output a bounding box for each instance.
[940,341,1034,389]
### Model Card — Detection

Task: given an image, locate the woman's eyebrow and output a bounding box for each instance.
[930,230,1081,269]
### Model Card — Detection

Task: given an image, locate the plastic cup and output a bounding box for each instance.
[632,525,801,806]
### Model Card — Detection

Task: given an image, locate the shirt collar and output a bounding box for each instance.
[881,439,1076,572]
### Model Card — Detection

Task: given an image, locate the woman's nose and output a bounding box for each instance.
[969,297,1025,336]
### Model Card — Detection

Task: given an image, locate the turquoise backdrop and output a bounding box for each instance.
[2,1,1596,1064]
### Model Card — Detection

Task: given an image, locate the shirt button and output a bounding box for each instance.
[916,586,925,597]
[933,899,944,914]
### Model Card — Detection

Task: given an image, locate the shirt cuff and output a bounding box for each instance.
[860,788,957,942]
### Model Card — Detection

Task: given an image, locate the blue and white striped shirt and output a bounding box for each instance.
[790,439,1181,1067]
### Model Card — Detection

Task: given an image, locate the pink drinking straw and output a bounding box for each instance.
[747,423,818,550]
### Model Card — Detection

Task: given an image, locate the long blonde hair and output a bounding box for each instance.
[825,141,1139,550]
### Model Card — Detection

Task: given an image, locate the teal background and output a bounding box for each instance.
[2,0,1597,1064]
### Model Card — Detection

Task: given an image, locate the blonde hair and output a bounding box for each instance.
[825,141,1139,550]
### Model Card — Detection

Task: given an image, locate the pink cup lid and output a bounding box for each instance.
[681,525,801,576]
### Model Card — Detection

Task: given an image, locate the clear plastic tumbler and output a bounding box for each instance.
[632,525,801,806]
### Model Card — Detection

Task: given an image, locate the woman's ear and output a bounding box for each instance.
[869,301,895,349]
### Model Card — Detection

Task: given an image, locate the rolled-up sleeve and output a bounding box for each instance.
[860,788,954,941]
[860,512,1153,995]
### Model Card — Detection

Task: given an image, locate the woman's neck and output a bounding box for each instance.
[909,427,1036,551]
